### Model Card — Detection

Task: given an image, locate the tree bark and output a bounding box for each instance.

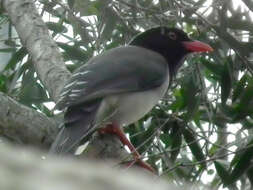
[1,0,71,102]
[0,143,179,190]
[241,0,253,12]
[0,92,57,149]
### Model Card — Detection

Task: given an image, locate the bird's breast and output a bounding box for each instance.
[95,74,170,127]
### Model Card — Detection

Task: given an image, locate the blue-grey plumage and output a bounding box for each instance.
[50,27,213,156]
[50,46,169,153]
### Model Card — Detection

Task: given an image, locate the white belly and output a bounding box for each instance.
[96,76,170,126]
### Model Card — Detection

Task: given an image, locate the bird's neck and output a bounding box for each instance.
[151,47,186,79]
[167,55,186,78]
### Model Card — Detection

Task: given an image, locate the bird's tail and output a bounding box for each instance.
[49,100,102,154]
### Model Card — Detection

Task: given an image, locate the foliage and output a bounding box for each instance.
[0,0,253,189]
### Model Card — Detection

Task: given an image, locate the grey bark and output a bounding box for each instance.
[79,132,134,164]
[0,143,181,190]
[1,0,71,102]
[0,92,57,149]
[241,0,253,12]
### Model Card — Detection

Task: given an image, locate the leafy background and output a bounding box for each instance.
[0,0,253,189]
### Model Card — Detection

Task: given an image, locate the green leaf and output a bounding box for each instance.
[221,63,232,105]
[170,89,185,111]
[181,75,199,121]
[19,67,48,105]
[126,121,150,154]
[46,22,67,34]
[67,0,75,9]
[228,138,253,184]
[246,167,253,186]
[214,160,230,185]
[140,120,157,152]
[100,8,118,40]
[4,39,17,47]
[7,61,33,93]
[233,78,253,120]
[19,83,49,105]
[207,169,214,175]
[202,59,223,77]
[170,124,182,162]
[232,74,248,102]
[203,68,220,84]
[160,133,172,148]
[237,78,253,108]
[57,42,88,61]
[241,118,253,129]
[182,128,206,168]
[209,144,220,157]
[74,0,99,16]
[0,48,16,52]
[5,47,27,70]
[0,74,7,92]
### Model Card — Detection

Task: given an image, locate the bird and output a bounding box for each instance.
[50,26,213,172]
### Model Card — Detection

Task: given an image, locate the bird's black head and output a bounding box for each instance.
[130,27,213,77]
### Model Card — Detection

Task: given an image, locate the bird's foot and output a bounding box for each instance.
[99,123,156,174]
[125,158,156,173]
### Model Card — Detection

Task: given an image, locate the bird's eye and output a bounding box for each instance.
[168,32,177,40]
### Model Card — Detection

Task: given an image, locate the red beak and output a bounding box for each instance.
[183,41,213,52]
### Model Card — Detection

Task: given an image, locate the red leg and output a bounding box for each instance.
[99,123,155,173]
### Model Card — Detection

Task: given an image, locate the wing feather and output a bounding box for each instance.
[56,46,168,110]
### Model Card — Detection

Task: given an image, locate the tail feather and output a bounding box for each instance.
[49,100,102,154]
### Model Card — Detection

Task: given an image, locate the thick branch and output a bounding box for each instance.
[241,0,253,12]
[80,132,132,163]
[1,0,71,101]
[213,26,253,56]
[0,92,57,149]
[226,18,253,33]
[0,144,179,190]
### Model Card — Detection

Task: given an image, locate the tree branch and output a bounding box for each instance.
[241,0,253,13]
[0,144,179,190]
[1,0,71,101]
[0,92,57,149]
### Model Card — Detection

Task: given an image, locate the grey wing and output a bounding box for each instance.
[49,99,102,154]
[56,46,168,110]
